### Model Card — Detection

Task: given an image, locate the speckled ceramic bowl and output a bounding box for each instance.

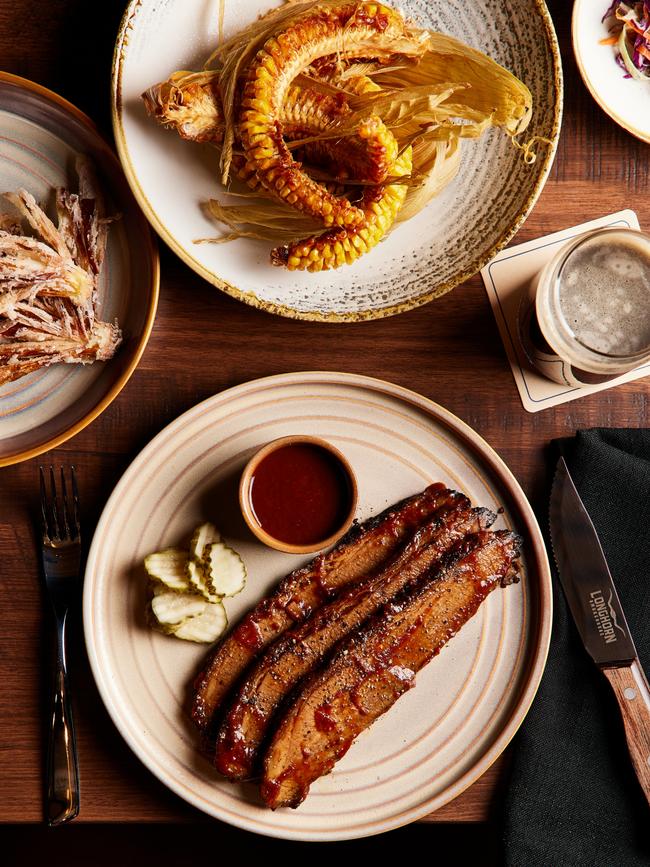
[112,0,562,322]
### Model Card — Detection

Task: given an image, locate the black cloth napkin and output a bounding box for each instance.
[502,429,650,867]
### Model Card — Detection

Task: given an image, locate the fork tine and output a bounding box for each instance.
[60,467,71,540]
[70,466,81,539]
[49,466,60,540]
[39,466,51,539]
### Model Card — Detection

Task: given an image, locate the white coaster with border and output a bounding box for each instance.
[481,210,650,413]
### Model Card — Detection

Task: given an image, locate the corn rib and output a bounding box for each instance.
[271,145,411,271]
[144,70,395,186]
[238,2,414,227]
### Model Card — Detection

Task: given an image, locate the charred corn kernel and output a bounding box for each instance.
[272,146,412,272]
[252,147,274,160]
[249,98,272,113]
[254,66,274,82]
[265,38,282,60]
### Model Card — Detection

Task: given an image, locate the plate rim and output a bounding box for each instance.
[572,0,650,145]
[0,71,160,467]
[111,0,563,323]
[83,370,553,840]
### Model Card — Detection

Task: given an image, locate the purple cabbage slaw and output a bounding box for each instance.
[602,1,650,80]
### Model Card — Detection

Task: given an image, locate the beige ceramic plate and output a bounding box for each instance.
[0,73,159,466]
[112,0,562,321]
[84,372,552,841]
[573,0,650,143]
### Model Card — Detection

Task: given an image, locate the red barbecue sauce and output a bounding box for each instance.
[249,443,353,547]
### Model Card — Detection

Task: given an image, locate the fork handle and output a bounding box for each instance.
[46,614,80,826]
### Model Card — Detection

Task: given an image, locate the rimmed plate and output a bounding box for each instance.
[0,73,159,466]
[83,371,552,841]
[573,0,650,143]
[112,0,562,322]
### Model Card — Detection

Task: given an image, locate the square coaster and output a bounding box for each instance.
[480,210,650,413]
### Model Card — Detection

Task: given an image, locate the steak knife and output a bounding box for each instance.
[549,456,650,806]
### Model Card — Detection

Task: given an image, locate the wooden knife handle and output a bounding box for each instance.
[602,661,650,808]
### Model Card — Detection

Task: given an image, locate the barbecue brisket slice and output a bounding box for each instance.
[215,503,496,780]
[191,484,460,733]
[261,529,521,809]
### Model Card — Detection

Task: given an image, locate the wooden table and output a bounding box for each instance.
[1,0,648,830]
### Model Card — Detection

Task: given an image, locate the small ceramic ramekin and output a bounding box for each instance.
[239,435,358,555]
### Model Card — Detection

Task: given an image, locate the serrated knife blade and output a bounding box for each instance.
[549,456,636,666]
[549,456,650,807]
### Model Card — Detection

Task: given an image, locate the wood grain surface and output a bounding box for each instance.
[0,0,648,829]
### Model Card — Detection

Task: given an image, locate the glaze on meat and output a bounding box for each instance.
[191,484,455,733]
[214,500,496,780]
[260,530,521,809]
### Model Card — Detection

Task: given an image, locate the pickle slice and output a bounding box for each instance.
[205,541,247,597]
[150,589,207,625]
[174,601,228,643]
[144,522,242,642]
[145,548,190,592]
[186,559,220,603]
[190,522,222,562]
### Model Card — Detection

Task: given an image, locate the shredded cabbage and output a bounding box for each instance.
[601,2,650,80]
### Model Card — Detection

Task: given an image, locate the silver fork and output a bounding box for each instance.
[39,465,81,827]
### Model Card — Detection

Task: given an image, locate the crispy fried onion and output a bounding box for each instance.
[0,158,121,385]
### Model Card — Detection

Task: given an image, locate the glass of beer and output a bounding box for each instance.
[518,227,650,386]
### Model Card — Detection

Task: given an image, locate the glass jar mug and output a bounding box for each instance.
[518,227,650,387]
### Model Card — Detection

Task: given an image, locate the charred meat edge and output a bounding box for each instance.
[261,529,521,809]
[191,483,457,732]
[215,501,497,780]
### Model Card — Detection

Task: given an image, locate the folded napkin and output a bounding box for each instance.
[502,429,650,867]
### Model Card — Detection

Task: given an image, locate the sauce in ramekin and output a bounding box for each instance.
[247,441,354,548]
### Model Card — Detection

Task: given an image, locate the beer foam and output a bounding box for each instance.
[559,232,650,356]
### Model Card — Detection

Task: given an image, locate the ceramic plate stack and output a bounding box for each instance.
[113,0,562,321]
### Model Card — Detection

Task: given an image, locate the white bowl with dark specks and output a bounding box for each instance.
[113,0,562,321]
